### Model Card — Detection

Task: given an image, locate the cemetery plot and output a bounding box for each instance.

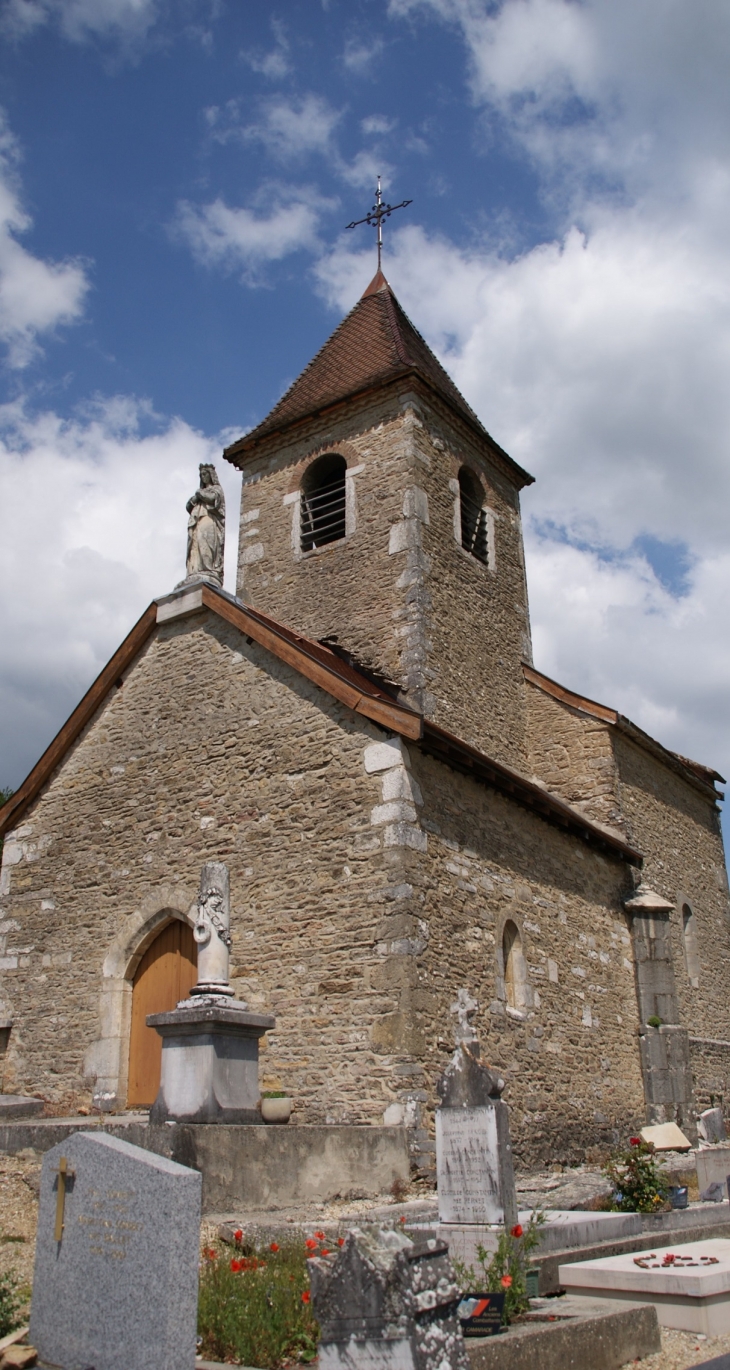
[559,1237,730,1336]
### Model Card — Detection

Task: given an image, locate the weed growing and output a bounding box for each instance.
[198,1233,321,1368]
[603,1137,668,1213]
[452,1213,545,1324]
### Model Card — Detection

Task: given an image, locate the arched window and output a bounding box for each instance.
[503,919,528,1010]
[458,466,489,566]
[682,902,700,986]
[301,454,347,552]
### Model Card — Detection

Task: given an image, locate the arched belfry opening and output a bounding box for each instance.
[126,919,197,1107]
[502,919,528,1010]
[458,466,489,566]
[301,454,347,552]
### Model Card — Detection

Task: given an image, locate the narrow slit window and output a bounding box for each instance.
[300,455,347,552]
[682,902,700,985]
[458,467,489,566]
[502,919,528,1010]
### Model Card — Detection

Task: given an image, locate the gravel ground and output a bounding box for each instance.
[628,1326,730,1369]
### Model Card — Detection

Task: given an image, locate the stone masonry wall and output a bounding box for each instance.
[689,1036,730,1119]
[525,682,623,832]
[613,732,730,1044]
[233,383,531,772]
[0,607,649,1167]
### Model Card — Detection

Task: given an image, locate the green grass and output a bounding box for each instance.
[198,1237,319,1368]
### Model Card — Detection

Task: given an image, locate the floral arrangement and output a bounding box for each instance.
[602,1136,668,1213]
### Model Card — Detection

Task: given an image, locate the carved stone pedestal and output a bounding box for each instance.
[147,1000,275,1124]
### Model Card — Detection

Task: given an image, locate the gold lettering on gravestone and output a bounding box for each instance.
[54,1157,74,1242]
[76,1187,142,1262]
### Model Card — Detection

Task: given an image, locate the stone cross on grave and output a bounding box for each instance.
[450,987,478,1045]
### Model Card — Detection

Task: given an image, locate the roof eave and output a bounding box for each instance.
[223,368,535,489]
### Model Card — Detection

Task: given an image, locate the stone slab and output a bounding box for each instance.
[559,1237,730,1334]
[640,1122,692,1150]
[29,1130,201,1370]
[696,1148,730,1200]
[535,1215,730,1294]
[436,1106,515,1226]
[148,1005,274,1124]
[409,1210,642,1271]
[0,1098,44,1120]
[463,1299,660,1370]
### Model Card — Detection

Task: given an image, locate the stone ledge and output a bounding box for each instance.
[465,1299,660,1370]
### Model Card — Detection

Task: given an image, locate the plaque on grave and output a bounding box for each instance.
[29,1131,201,1370]
[456,1291,505,1337]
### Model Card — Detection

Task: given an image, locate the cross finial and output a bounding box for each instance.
[345,176,412,271]
[450,987,478,1045]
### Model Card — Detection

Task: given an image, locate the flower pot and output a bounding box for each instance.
[261,1096,292,1124]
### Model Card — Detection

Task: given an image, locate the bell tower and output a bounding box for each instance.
[223,271,534,770]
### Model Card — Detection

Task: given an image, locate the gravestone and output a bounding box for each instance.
[699,1107,727,1144]
[29,1131,201,1370]
[435,991,517,1228]
[309,1225,469,1369]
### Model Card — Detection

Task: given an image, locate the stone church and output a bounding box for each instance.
[1,268,729,1169]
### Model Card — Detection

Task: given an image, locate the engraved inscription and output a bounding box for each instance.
[76,1187,143,1262]
[436,1107,504,1224]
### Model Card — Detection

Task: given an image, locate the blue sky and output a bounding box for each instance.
[1,0,730,849]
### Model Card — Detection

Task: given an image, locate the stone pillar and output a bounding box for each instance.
[191,862,233,997]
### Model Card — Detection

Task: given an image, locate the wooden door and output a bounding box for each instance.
[127,920,197,1107]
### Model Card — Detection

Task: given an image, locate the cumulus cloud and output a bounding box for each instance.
[174,185,321,279]
[240,17,291,80]
[0,395,240,788]
[0,113,89,366]
[343,34,385,73]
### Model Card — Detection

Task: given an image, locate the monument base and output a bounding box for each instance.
[147,1001,275,1124]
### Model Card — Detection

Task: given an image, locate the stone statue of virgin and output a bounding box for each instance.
[184,464,225,585]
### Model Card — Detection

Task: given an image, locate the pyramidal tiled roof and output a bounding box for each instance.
[224,271,531,483]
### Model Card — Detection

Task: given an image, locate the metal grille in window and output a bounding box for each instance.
[459,471,489,565]
[301,457,347,552]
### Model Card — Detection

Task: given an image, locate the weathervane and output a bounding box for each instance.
[346,176,412,271]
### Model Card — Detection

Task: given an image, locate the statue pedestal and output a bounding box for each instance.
[147,999,275,1124]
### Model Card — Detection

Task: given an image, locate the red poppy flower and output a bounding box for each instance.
[301,1290,311,1304]
[320,1248,330,1256]
[510,1224,523,1238]
[270,1242,279,1252]
[314,1230,325,1240]
[500,1275,513,1289]
[204,1247,217,1260]
[629,1137,641,1147]
[230,1259,242,1272]
[399,1215,406,1224]
[305,1239,318,1250]
[234,1228,243,1241]
[337,1237,345,1247]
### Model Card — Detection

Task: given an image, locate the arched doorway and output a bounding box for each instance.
[127,920,197,1108]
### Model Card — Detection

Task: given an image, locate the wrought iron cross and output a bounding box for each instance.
[345,176,412,270]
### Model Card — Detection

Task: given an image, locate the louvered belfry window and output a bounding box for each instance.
[301,455,347,552]
[459,466,489,566]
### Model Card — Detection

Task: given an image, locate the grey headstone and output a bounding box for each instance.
[699,1107,728,1144]
[29,1131,201,1370]
[309,1226,469,1370]
[435,1042,517,1227]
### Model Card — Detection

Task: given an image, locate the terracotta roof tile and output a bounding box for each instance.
[224,273,532,485]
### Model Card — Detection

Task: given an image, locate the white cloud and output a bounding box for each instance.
[174,186,321,278]
[239,94,342,163]
[241,17,291,80]
[0,395,240,788]
[0,113,89,367]
[2,0,160,41]
[343,35,385,73]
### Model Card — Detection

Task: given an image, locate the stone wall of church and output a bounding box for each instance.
[612,731,730,1044]
[524,682,623,831]
[232,383,532,772]
[381,745,648,1169]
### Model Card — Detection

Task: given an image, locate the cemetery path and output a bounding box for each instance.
[0,1153,40,1302]
[630,1325,730,1369]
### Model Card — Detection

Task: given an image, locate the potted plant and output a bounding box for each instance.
[261,1090,293,1124]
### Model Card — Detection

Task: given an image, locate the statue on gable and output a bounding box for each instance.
[184,463,225,585]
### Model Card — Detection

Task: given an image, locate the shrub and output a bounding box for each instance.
[602,1137,668,1213]
[452,1213,545,1324]
[0,1269,24,1339]
[198,1236,318,1368]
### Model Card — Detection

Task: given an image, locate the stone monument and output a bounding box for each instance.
[180,462,225,587]
[309,1225,469,1370]
[435,989,517,1229]
[148,862,274,1122]
[29,1131,201,1370]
